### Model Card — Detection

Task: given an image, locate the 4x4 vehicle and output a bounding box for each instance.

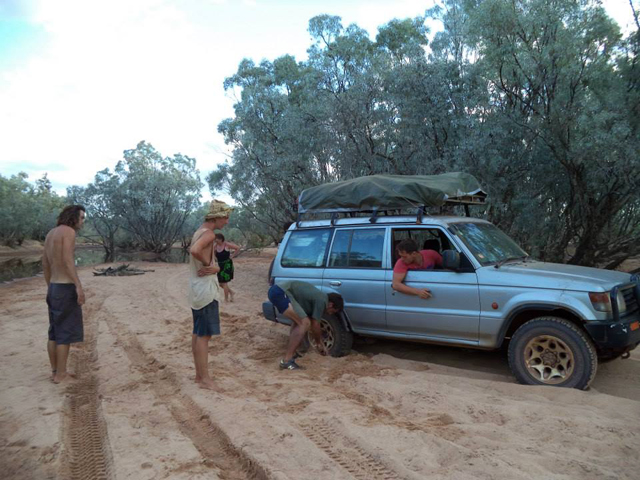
[262,175,640,389]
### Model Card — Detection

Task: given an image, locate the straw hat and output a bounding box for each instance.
[205,199,233,220]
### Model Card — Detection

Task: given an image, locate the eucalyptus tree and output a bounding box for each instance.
[112,141,203,254]
[462,0,640,265]
[67,169,121,261]
[0,173,65,246]
[213,2,639,267]
[211,15,433,237]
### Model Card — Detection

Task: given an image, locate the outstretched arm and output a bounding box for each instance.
[391,272,432,299]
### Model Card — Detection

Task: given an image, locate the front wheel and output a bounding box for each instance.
[508,317,597,390]
[308,314,353,357]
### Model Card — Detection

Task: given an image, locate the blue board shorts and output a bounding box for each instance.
[267,285,291,314]
[192,300,220,337]
[47,283,84,344]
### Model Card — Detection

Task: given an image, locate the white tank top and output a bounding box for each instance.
[188,228,221,310]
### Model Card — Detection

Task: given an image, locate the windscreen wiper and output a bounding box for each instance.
[494,255,530,269]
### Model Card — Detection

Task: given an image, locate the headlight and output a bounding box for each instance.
[589,292,611,312]
[615,290,627,314]
[589,291,627,314]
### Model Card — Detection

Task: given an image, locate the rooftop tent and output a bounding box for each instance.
[297,172,487,215]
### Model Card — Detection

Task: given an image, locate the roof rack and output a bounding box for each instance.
[295,200,485,228]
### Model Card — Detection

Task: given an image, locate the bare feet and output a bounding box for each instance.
[229,291,235,303]
[53,372,77,384]
[198,378,216,390]
[51,370,77,380]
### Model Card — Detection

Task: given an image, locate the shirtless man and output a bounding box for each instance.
[43,205,86,384]
[188,199,233,390]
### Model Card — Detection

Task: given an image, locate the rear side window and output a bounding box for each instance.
[281,229,331,267]
[329,228,385,268]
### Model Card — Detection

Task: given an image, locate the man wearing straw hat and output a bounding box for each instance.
[188,199,233,390]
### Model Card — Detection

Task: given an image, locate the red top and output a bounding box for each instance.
[393,250,443,273]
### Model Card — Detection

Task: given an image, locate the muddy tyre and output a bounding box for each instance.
[508,317,597,390]
[308,314,353,357]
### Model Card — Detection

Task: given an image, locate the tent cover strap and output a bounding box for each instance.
[298,172,486,214]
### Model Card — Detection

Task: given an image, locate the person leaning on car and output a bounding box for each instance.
[392,238,443,299]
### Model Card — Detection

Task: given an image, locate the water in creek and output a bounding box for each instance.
[0,247,189,283]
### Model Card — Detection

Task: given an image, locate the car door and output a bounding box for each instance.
[384,227,481,344]
[323,227,388,333]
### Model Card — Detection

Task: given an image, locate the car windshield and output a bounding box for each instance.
[453,222,528,266]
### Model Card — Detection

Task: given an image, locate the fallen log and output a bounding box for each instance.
[93,264,155,276]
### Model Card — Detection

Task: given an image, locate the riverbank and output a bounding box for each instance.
[1,251,638,479]
[0,240,44,257]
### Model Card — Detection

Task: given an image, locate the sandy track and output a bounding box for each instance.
[1,251,639,479]
[59,292,114,480]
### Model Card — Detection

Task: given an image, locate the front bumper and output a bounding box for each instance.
[584,312,640,352]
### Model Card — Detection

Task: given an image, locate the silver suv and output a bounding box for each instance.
[263,215,640,389]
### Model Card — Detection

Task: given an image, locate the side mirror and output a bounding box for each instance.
[442,250,460,270]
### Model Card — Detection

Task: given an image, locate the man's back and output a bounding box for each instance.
[44,225,75,284]
[278,281,327,320]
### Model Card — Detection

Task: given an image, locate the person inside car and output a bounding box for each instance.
[392,238,442,299]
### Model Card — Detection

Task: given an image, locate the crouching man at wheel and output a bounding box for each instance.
[268,281,344,370]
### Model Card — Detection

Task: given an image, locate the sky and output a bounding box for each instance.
[0,0,635,202]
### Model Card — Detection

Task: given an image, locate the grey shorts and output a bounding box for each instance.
[47,283,83,344]
[192,300,220,337]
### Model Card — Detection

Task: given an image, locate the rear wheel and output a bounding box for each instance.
[508,317,597,390]
[308,314,353,357]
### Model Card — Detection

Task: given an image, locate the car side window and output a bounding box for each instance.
[329,228,385,268]
[391,227,453,268]
[281,229,331,267]
[329,230,351,267]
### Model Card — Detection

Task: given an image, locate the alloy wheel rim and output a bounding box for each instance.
[309,318,335,351]
[523,335,575,384]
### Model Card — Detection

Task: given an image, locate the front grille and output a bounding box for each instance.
[622,286,639,316]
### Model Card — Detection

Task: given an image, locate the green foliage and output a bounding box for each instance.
[67,141,204,256]
[67,169,121,260]
[112,141,203,254]
[212,1,640,267]
[0,173,65,247]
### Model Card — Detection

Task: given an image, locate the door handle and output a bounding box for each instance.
[329,281,342,286]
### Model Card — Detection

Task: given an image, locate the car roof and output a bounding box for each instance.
[289,215,491,230]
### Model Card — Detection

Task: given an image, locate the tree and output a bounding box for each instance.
[113,141,203,254]
[67,169,122,261]
[464,0,640,265]
[212,2,640,267]
[0,173,65,247]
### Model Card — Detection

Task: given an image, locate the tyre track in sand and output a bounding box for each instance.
[299,420,400,480]
[102,307,271,480]
[58,291,115,480]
